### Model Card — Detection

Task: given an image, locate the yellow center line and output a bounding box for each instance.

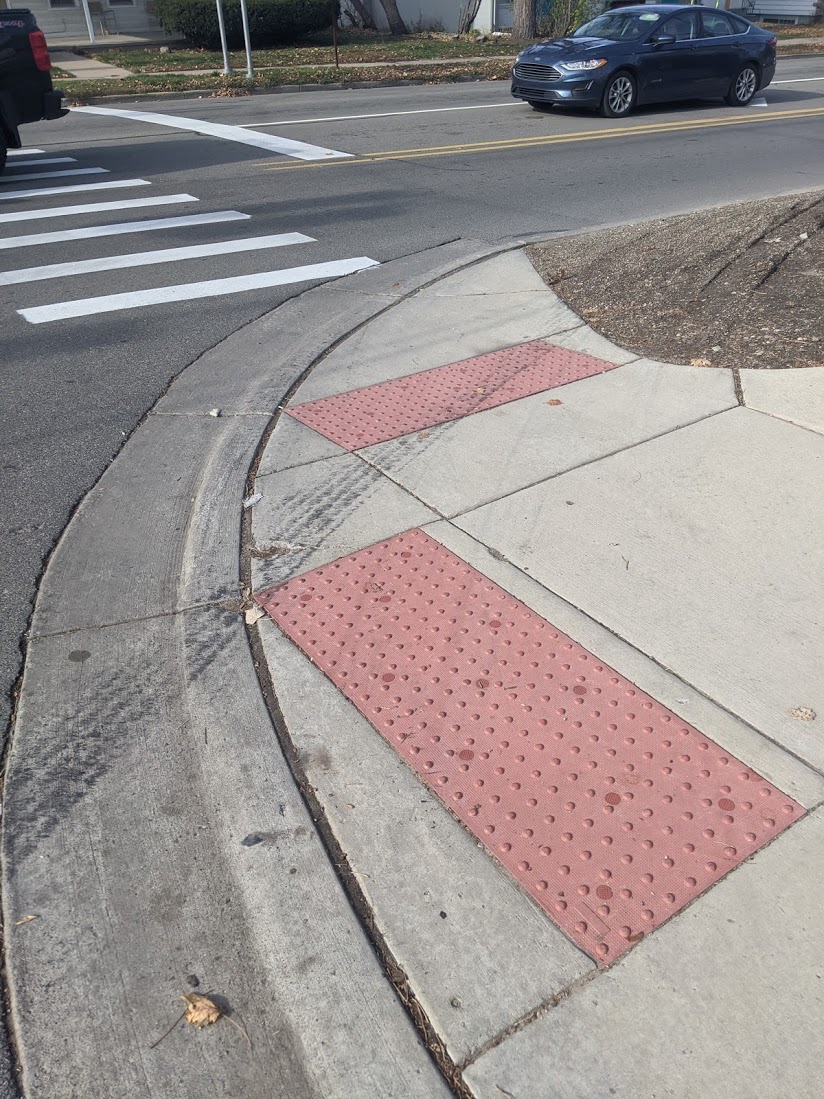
[259,105,824,172]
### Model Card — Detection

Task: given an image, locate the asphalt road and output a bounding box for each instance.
[2,56,823,733]
[0,52,822,1096]
[2,56,822,706]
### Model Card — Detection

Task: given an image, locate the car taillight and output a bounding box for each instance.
[769,36,777,48]
[28,30,51,72]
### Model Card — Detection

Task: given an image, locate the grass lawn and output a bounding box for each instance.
[92,32,516,74]
[55,59,513,102]
[756,22,824,38]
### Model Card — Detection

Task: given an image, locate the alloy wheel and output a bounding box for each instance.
[736,68,757,103]
[608,76,634,115]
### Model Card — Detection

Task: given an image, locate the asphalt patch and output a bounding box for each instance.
[528,189,824,370]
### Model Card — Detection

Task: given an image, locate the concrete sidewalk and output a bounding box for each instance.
[4,243,823,1097]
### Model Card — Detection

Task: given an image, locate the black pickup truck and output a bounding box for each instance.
[0,8,67,171]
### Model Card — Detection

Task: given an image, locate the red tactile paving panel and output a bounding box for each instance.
[256,529,805,966]
[286,340,618,450]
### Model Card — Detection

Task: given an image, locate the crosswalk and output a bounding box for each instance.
[1,147,378,325]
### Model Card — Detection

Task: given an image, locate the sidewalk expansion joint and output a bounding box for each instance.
[26,596,249,642]
[354,451,450,519]
[442,403,737,524]
[150,411,272,418]
[457,965,599,1071]
[732,366,744,405]
[745,402,824,440]
[445,524,824,787]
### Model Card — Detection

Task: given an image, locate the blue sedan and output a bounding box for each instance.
[511,5,777,117]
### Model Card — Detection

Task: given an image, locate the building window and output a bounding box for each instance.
[108,0,135,5]
[49,0,77,8]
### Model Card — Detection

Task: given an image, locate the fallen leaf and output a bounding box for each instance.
[417,432,430,440]
[244,605,265,626]
[788,706,816,722]
[15,915,38,926]
[475,386,486,394]
[182,993,222,1029]
[628,931,645,943]
[151,991,251,1050]
[689,358,711,366]
[547,398,563,406]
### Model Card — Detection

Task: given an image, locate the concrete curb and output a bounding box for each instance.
[1,238,512,1098]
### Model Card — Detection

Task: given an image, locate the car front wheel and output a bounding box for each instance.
[726,64,758,107]
[599,72,636,118]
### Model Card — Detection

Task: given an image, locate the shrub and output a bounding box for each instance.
[153,0,335,50]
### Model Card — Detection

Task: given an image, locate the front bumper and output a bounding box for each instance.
[511,72,606,107]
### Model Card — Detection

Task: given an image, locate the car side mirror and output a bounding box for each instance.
[652,34,677,47]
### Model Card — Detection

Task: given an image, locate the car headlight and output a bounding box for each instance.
[558,59,608,71]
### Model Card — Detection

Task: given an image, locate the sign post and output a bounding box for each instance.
[79,0,96,45]
[215,0,232,75]
[238,0,254,80]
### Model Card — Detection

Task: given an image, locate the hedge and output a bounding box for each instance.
[153,0,335,50]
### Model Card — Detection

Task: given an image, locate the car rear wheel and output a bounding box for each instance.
[599,72,636,118]
[726,64,758,107]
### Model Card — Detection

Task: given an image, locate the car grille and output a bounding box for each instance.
[513,62,563,82]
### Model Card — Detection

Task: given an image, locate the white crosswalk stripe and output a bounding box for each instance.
[72,106,353,161]
[5,157,78,168]
[0,211,250,251]
[0,167,109,184]
[0,194,199,225]
[2,149,379,323]
[7,148,45,156]
[19,258,380,323]
[0,179,151,202]
[1,232,316,285]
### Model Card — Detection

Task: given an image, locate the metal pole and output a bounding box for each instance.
[331,0,339,69]
[215,0,232,75]
[79,0,96,45]
[238,0,254,80]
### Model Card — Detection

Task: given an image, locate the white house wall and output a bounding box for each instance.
[747,0,816,19]
[29,1,161,41]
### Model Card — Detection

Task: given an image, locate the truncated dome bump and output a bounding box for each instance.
[256,529,805,966]
[286,341,620,450]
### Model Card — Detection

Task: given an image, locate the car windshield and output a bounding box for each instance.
[571,11,663,41]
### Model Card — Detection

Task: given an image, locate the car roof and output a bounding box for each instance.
[605,4,721,11]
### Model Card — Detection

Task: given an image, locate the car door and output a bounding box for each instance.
[636,10,704,104]
[698,10,743,97]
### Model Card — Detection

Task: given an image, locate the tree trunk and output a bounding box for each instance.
[376,0,408,36]
[512,0,537,41]
[345,0,377,30]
